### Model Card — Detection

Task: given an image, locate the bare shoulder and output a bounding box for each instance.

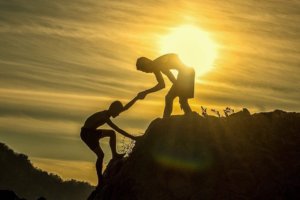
[154,53,178,63]
[83,110,109,128]
[88,110,109,121]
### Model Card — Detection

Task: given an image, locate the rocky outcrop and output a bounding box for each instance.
[91,110,300,200]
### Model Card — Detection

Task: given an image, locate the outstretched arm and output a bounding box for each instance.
[123,96,139,111]
[137,71,165,99]
[107,119,136,140]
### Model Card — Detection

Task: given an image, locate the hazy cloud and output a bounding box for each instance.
[0,0,299,184]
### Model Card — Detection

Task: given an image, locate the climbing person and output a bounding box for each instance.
[136,53,195,117]
[80,97,138,188]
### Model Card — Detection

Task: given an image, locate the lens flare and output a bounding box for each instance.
[151,144,213,171]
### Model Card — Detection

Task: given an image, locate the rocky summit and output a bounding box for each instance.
[90,109,300,200]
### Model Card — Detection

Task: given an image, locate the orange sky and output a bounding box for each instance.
[0,0,299,185]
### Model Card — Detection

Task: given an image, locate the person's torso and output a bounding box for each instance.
[83,110,108,129]
[152,53,183,71]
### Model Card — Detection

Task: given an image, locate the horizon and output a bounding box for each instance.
[0,0,299,185]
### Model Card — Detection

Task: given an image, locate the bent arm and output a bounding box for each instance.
[107,119,135,140]
[141,71,165,95]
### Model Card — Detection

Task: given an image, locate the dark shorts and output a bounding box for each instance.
[80,127,102,151]
[175,68,195,98]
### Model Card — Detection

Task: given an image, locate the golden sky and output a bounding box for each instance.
[0,0,299,185]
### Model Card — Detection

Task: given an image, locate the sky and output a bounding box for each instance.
[0,0,299,185]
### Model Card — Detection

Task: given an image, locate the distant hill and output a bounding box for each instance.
[91,109,300,200]
[0,143,93,200]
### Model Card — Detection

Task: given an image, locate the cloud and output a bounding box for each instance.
[0,0,299,184]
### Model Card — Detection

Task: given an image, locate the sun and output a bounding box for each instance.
[159,25,218,76]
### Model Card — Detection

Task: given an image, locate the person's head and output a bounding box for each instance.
[108,101,123,118]
[136,57,153,73]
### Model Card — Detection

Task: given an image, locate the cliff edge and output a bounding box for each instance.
[91,110,300,200]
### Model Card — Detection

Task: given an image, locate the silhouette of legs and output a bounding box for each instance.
[163,86,176,118]
[91,129,124,188]
[163,85,192,117]
[179,97,192,114]
[100,130,124,159]
[92,145,104,188]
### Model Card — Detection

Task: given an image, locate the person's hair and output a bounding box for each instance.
[136,57,152,70]
[109,101,123,113]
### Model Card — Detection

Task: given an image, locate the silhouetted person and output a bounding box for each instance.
[136,53,195,117]
[80,98,138,189]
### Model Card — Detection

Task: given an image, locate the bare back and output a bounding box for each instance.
[83,110,109,130]
[152,53,186,72]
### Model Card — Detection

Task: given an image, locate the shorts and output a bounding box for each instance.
[176,68,195,98]
[80,127,102,151]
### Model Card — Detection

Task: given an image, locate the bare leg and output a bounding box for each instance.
[92,146,104,188]
[179,97,192,114]
[163,86,177,118]
[100,130,124,159]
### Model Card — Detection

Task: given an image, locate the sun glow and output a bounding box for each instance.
[160,25,218,76]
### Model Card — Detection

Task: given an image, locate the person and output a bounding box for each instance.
[80,97,138,188]
[136,53,195,117]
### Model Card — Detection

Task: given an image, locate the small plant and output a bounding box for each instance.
[201,106,234,118]
[201,106,208,117]
[223,107,234,117]
[211,109,221,117]
[120,137,136,157]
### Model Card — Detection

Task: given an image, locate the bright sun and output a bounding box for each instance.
[160,25,218,76]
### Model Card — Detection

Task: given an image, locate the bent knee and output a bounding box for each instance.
[108,130,116,137]
[101,129,115,136]
[96,151,104,159]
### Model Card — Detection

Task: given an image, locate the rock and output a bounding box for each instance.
[91,111,300,200]
[0,190,25,200]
